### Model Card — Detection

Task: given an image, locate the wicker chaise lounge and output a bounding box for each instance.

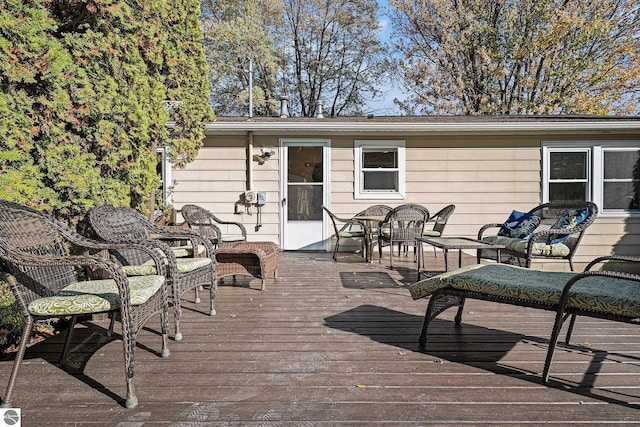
[87,204,217,340]
[0,200,170,409]
[409,256,640,383]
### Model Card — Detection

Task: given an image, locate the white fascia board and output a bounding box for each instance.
[203,120,640,136]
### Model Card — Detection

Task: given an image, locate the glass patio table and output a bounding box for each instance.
[416,236,505,279]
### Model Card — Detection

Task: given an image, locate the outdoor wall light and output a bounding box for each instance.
[260,148,276,159]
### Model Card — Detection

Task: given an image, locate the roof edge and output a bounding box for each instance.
[202,119,640,136]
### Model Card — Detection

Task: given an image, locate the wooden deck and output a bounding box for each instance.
[2,251,640,425]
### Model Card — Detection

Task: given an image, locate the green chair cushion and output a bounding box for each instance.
[482,235,570,257]
[210,235,246,244]
[221,235,247,242]
[509,240,570,257]
[122,257,212,276]
[409,264,640,318]
[175,257,212,272]
[28,275,165,316]
[171,244,206,258]
[339,230,365,238]
[423,230,441,237]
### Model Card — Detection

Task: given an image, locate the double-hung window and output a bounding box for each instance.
[543,142,640,215]
[354,140,405,199]
[546,149,591,202]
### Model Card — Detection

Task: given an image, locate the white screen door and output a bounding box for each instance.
[280,140,329,250]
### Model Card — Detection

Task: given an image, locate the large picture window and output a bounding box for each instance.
[543,143,640,215]
[355,140,405,199]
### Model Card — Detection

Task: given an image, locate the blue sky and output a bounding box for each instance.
[367,0,405,115]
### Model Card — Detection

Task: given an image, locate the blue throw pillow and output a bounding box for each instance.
[497,210,541,239]
[548,208,590,244]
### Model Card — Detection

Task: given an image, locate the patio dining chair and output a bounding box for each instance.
[322,206,366,262]
[87,204,217,341]
[181,204,247,248]
[378,204,430,269]
[0,200,169,409]
[422,204,456,259]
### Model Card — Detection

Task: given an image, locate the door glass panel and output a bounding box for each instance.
[287,146,323,221]
[288,146,322,183]
[287,185,323,220]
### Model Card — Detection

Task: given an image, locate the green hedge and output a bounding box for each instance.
[0,278,23,352]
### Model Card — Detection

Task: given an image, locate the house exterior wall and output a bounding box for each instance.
[172,130,640,272]
[172,135,282,243]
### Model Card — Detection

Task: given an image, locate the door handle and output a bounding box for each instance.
[281,198,287,207]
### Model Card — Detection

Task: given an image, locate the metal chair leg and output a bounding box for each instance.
[1,316,33,408]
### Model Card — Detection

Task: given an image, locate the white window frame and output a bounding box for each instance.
[542,146,591,204]
[354,140,405,200]
[598,146,640,214]
[543,141,640,217]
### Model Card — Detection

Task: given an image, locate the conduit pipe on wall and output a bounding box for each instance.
[247,131,253,191]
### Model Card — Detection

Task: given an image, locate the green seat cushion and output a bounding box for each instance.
[339,230,365,238]
[482,235,570,257]
[508,240,570,257]
[175,257,212,272]
[221,235,246,242]
[28,275,165,316]
[122,257,212,276]
[423,230,441,237]
[211,235,246,244]
[171,244,206,258]
[481,235,514,246]
[409,264,640,318]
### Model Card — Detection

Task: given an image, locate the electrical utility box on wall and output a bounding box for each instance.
[244,191,257,204]
[256,192,267,206]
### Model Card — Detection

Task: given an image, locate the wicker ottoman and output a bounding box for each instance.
[214,241,279,290]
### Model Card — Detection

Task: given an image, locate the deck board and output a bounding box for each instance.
[1,251,639,425]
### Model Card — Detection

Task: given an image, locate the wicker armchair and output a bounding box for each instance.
[322,206,365,262]
[377,204,430,269]
[0,200,169,409]
[181,204,247,248]
[87,204,217,340]
[477,201,598,271]
[422,204,456,258]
